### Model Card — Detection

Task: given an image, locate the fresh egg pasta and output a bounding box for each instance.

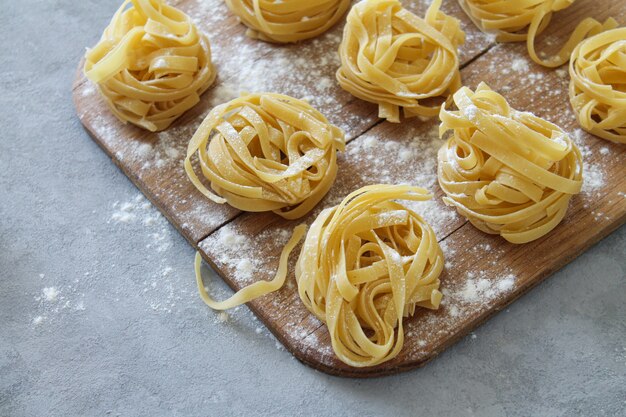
[437,83,583,244]
[194,185,445,368]
[295,185,444,367]
[84,0,217,132]
[185,93,345,219]
[226,0,351,43]
[457,0,617,67]
[336,0,465,122]
[569,27,626,143]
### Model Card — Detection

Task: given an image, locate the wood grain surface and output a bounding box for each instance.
[73,0,626,377]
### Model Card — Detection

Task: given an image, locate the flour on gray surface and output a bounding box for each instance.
[42,287,59,302]
[108,193,201,314]
[32,282,87,326]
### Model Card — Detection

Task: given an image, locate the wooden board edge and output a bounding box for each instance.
[251,209,626,378]
[71,86,223,246]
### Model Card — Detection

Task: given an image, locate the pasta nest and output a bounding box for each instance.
[437,83,583,244]
[225,0,351,43]
[569,28,626,144]
[457,0,617,67]
[185,93,345,219]
[295,185,444,367]
[336,0,465,123]
[84,0,217,132]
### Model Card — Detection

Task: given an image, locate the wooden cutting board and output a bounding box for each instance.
[73,0,626,377]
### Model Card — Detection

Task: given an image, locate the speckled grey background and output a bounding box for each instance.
[1,1,625,416]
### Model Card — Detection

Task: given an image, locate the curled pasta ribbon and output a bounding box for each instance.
[84,0,217,132]
[437,83,583,244]
[196,225,307,310]
[569,28,626,144]
[295,185,444,367]
[226,0,351,43]
[336,0,465,123]
[458,0,618,68]
[185,93,345,219]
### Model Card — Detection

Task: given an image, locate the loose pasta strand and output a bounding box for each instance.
[196,224,307,310]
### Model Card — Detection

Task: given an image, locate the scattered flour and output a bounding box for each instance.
[570,129,606,196]
[217,312,229,323]
[464,104,478,120]
[511,58,529,73]
[42,287,59,302]
[456,272,516,304]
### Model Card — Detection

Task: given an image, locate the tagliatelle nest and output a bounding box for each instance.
[185,93,345,219]
[569,28,626,144]
[336,0,465,122]
[437,83,583,244]
[84,0,216,132]
[295,185,444,367]
[226,0,351,43]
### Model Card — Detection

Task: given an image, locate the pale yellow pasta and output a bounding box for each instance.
[336,0,465,123]
[195,225,307,310]
[194,184,444,367]
[226,0,351,43]
[295,185,444,367]
[437,83,583,244]
[84,0,216,132]
[185,93,345,219]
[458,0,617,67]
[569,28,626,144]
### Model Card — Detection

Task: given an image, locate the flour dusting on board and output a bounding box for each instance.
[338,122,459,236]
[199,119,465,357]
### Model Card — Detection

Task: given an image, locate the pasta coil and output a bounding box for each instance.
[185,93,345,219]
[569,28,626,143]
[336,0,465,122]
[84,0,216,132]
[437,83,583,244]
[226,0,351,43]
[458,0,617,67]
[295,185,444,367]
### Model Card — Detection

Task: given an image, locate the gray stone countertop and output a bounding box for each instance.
[1,1,624,416]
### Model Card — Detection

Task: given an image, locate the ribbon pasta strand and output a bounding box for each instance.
[457,0,617,68]
[437,83,583,244]
[226,0,351,43]
[185,93,345,219]
[569,28,626,144]
[196,224,307,310]
[194,185,444,367]
[336,0,465,123]
[84,0,217,132]
[295,185,444,367]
